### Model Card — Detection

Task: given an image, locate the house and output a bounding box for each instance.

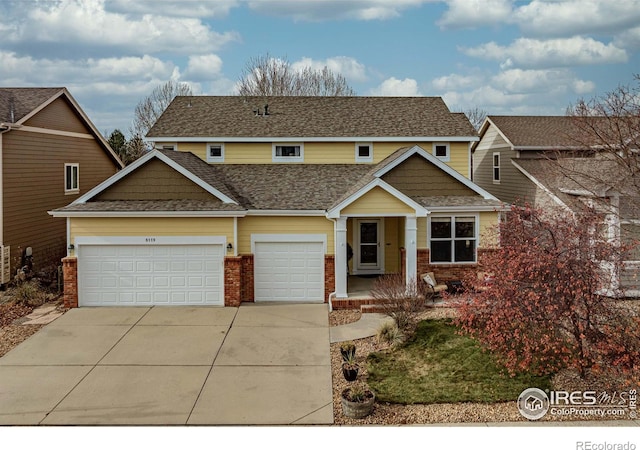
[51,96,505,308]
[472,115,640,295]
[0,88,123,282]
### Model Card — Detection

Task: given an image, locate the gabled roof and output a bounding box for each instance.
[0,87,124,168]
[147,96,478,140]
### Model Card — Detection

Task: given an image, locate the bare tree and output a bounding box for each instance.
[131,80,193,138]
[463,106,487,131]
[237,54,356,96]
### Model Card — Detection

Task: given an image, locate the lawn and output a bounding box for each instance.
[366,318,552,404]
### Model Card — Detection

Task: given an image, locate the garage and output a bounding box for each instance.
[77,239,225,306]
[253,236,325,302]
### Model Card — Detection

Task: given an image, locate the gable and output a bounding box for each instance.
[381,154,477,197]
[342,186,416,215]
[23,97,90,134]
[94,157,216,202]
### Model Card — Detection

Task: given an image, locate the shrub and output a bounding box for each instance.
[376,320,405,346]
[371,274,428,330]
[12,280,47,307]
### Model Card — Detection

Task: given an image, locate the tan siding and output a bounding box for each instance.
[237,216,334,255]
[479,211,500,247]
[384,217,400,273]
[95,158,214,201]
[3,130,119,271]
[382,154,476,197]
[23,97,89,134]
[342,187,415,215]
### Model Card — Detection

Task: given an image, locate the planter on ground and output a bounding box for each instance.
[341,387,375,419]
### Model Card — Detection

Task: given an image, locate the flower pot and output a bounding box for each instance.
[342,363,359,381]
[341,388,375,419]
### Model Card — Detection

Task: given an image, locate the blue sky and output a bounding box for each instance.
[1,0,639,137]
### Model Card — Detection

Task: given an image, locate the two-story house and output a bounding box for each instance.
[0,87,123,282]
[52,96,504,308]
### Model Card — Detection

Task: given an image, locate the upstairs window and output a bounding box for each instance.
[492,152,500,183]
[273,143,303,162]
[207,143,224,163]
[355,143,373,163]
[65,163,79,194]
[429,215,477,263]
[433,143,450,162]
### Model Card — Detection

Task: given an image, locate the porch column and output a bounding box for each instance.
[335,216,348,298]
[405,216,418,285]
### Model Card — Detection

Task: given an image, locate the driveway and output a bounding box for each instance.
[0,303,333,425]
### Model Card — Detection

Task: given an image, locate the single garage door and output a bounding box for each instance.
[254,241,324,302]
[78,244,224,306]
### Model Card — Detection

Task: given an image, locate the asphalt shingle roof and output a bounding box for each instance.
[0,88,63,123]
[147,96,477,138]
[488,116,585,148]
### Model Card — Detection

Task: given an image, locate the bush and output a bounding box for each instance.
[12,280,47,307]
[371,274,428,330]
[376,321,405,346]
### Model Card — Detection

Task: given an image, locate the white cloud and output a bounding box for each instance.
[438,0,513,29]
[184,54,224,81]
[432,73,482,91]
[491,69,595,95]
[107,0,239,18]
[615,26,640,50]
[291,56,367,82]
[463,37,628,69]
[247,0,428,21]
[369,78,421,96]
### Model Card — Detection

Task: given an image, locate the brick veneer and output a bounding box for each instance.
[62,256,78,308]
[324,255,335,303]
[224,256,242,307]
[401,247,494,283]
[240,254,254,302]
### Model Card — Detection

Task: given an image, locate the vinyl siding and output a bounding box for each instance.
[342,187,415,215]
[3,129,118,272]
[479,211,500,247]
[236,216,334,255]
[384,216,400,273]
[23,97,89,134]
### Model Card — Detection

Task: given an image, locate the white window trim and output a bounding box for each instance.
[492,152,501,184]
[432,142,450,162]
[159,143,177,151]
[64,163,79,194]
[355,142,373,163]
[428,213,479,264]
[272,143,304,162]
[207,143,225,163]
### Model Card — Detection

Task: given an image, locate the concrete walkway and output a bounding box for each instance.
[0,303,333,425]
[329,313,394,343]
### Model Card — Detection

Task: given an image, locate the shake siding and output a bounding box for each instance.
[70,217,234,244]
[3,129,118,271]
[23,97,89,134]
[236,216,334,255]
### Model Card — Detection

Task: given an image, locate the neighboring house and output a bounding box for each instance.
[0,88,123,282]
[52,96,504,308]
[472,115,640,295]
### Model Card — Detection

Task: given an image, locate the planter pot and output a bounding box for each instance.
[341,388,375,419]
[342,363,359,382]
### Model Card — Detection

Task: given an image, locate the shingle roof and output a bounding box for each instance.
[147,96,477,138]
[488,116,584,148]
[414,196,504,209]
[60,199,245,212]
[0,88,63,123]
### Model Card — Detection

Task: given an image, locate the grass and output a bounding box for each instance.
[366,318,552,404]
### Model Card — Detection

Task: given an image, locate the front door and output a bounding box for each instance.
[354,219,384,274]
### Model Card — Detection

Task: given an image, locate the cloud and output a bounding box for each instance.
[432,73,483,91]
[107,0,239,18]
[438,0,513,29]
[184,54,224,81]
[462,37,628,69]
[491,69,595,95]
[369,78,421,96]
[2,0,239,57]
[247,0,428,21]
[291,56,368,82]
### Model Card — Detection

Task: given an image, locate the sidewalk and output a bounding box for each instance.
[329,313,394,343]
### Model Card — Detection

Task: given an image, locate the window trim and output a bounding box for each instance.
[272,143,304,162]
[492,152,501,183]
[64,163,79,194]
[428,214,479,264]
[355,142,373,163]
[432,142,450,162]
[207,143,225,163]
[159,143,177,151]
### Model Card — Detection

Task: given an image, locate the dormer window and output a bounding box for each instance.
[355,142,373,163]
[433,143,450,162]
[273,143,303,162]
[207,143,224,163]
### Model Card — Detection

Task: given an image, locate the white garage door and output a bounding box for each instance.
[78,244,224,306]
[254,241,324,302]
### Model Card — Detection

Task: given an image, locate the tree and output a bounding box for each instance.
[237,54,356,96]
[464,106,487,131]
[107,129,127,162]
[131,80,193,139]
[454,204,640,385]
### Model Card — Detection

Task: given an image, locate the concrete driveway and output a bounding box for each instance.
[0,303,333,425]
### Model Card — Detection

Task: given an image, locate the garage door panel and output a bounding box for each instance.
[79,243,224,306]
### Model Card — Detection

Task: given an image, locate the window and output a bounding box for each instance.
[492,152,500,183]
[433,143,450,161]
[65,163,79,194]
[429,215,477,263]
[207,143,224,163]
[273,143,303,162]
[160,143,176,151]
[355,143,373,163]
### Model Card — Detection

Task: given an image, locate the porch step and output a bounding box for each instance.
[330,297,379,311]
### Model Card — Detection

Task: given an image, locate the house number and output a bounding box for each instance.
[145,238,156,243]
